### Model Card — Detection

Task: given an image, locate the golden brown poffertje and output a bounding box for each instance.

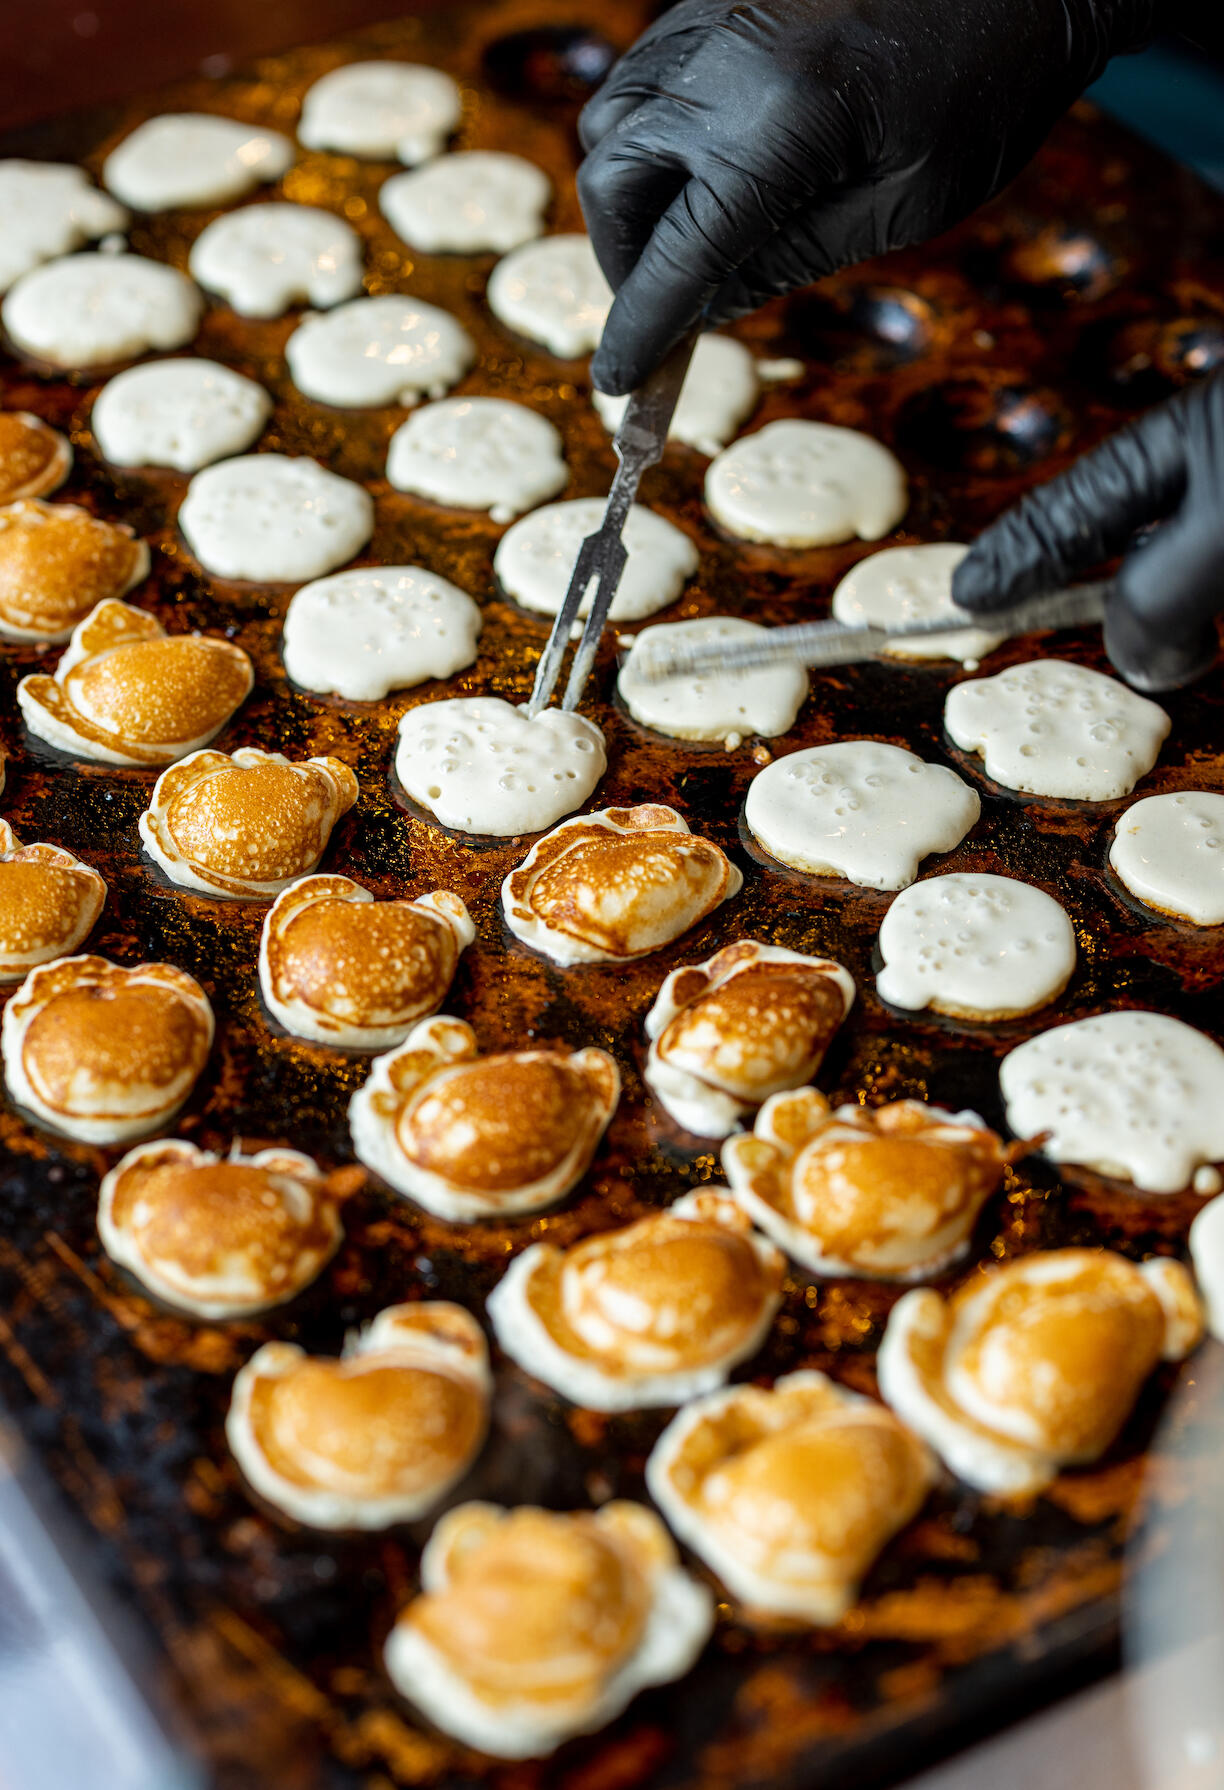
[488,1190,785,1409]
[349,1014,620,1219]
[2,954,213,1145]
[140,747,358,897]
[383,1501,714,1758]
[0,819,106,979]
[97,1139,345,1319]
[226,1302,490,1528]
[17,598,252,764]
[501,803,742,966]
[0,411,72,504]
[878,1247,1205,1494]
[647,1371,936,1625]
[259,874,475,1047]
[0,500,146,641]
[644,939,855,1138]
[723,1090,1010,1279]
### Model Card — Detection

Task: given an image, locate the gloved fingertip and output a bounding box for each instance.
[589,342,638,397]
[949,547,1007,614]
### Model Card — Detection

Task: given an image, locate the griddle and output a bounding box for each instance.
[1,4,1223,1787]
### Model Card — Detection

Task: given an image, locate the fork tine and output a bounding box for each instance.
[524,532,604,717]
[561,533,628,710]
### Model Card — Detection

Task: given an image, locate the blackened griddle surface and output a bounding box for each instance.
[1,5,1224,1786]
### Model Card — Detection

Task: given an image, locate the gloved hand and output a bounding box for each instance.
[951,372,1224,691]
[577,0,1157,394]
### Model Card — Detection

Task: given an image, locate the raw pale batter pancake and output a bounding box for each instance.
[395,697,605,835]
[282,566,481,700]
[1001,1010,1224,1193]
[618,617,808,745]
[178,454,373,582]
[386,398,566,522]
[189,203,363,318]
[705,418,908,547]
[92,359,271,472]
[2,253,202,369]
[102,113,293,210]
[595,334,759,456]
[487,234,611,358]
[0,160,128,293]
[297,61,462,163]
[831,542,1006,666]
[495,497,696,621]
[285,294,474,407]
[1109,790,1224,925]
[876,872,1076,1020]
[1190,1196,1224,1341]
[380,151,550,254]
[745,740,980,890]
[944,659,1170,801]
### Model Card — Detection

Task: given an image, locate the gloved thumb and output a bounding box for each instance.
[1105,509,1222,691]
[951,411,1188,613]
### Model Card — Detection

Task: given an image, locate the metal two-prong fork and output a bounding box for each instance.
[525,329,698,717]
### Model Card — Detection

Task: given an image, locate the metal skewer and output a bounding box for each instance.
[525,329,698,716]
[629,579,1112,683]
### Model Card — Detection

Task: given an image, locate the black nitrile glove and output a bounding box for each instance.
[578,0,1157,394]
[952,373,1224,692]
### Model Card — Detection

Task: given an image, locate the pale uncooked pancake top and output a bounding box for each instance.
[297,61,462,163]
[831,543,1005,666]
[495,498,696,620]
[102,114,293,210]
[178,454,373,582]
[944,659,1169,801]
[1109,791,1224,925]
[380,151,550,254]
[705,419,907,547]
[92,360,271,472]
[487,234,611,358]
[189,203,363,318]
[2,253,202,369]
[745,740,980,890]
[876,872,1076,1017]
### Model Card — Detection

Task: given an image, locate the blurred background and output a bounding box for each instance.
[1,1,1223,193]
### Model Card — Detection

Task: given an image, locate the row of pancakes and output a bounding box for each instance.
[1,503,1216,935]
[6,780,1224,1184]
